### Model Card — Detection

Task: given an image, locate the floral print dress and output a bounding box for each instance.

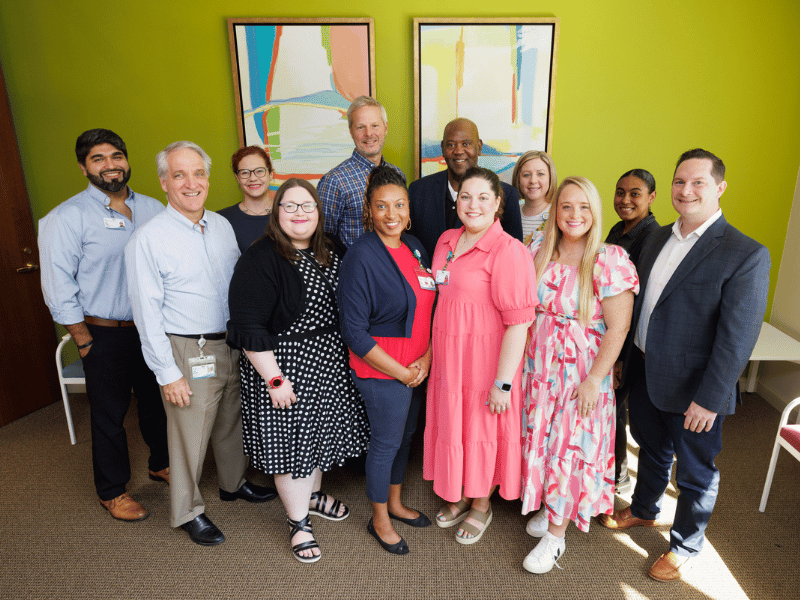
[521,233,639,531]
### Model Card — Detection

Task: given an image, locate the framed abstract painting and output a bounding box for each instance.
[228,18,375,186]
[413,18,559,182]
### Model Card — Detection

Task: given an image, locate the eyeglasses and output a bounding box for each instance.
[236,167,268,180]
[279,202,317,213]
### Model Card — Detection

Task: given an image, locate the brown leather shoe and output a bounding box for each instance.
[149,467,170,484]
[598,506,657,530]
[648,551,689,581]
[100,492,149,521]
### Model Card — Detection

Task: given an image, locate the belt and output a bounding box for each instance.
[85,316,135,327]
[168,332,227,341]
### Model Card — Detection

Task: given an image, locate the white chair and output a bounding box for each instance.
[56,333,85,445]
[759,397,800,512]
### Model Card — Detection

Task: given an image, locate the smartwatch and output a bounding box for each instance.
[267,375,284,389]
[494,379,512,392]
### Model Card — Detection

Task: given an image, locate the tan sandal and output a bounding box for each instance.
[455,506,493,545]
[436,498,471,528]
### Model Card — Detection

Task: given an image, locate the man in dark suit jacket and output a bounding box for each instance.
[408,118,523,257]
[600,149,770,582]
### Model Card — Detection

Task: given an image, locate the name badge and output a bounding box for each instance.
[188,355,216,379]
[435,270,450,285]
[414,267,436,291]
[104,217,125,229]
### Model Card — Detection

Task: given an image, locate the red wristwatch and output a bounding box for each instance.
[267,375,284,389]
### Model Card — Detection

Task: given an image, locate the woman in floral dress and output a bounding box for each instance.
[520,176,638,574]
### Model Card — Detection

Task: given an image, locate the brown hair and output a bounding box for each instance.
[511,150,557,205]
[266,179,333,267]
[362,165,408,232]
[231,146,273,175]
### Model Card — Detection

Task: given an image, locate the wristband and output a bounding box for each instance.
[77,340,94,350]
[267,375,284,389]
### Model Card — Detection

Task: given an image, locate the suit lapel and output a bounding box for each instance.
[655,216,727,308]
[634,226,671,318]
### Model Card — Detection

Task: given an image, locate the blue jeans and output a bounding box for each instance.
[351,371,422,504]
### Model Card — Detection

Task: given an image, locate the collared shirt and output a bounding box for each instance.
[38,184,164,324]
[318,149,405,247]
[126,203,240,385]
[635,209,723,350]
[604,212,659,267]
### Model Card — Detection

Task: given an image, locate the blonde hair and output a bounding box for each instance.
[512,150,557,205]
[534,176,604,325]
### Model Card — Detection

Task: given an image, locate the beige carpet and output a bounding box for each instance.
[0,391,797,600]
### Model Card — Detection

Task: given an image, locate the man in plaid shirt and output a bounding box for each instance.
[318,96,405,247]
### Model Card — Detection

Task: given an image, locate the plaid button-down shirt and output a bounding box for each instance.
[318,149,405,247]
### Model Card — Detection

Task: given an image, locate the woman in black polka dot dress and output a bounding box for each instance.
[227,179,369,563]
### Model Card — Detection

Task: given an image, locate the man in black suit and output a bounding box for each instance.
[408,118,523,257]
[600,149,770,582]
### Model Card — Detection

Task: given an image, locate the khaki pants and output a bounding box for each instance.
[163,335,248,527]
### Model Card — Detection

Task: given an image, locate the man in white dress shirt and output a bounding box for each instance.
[126,141,276,546]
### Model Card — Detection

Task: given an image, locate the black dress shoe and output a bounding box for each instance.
[389,510,432,528]
[368,518,409,555]
[180,513,225,546]
[219,481,278,503]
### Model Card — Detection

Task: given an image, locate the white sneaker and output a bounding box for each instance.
[525,509,548,538]
[522,531,565,574]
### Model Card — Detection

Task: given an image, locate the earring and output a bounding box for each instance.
[406,219,412,231]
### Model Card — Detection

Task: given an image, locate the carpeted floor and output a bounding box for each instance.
[0,391,797,600]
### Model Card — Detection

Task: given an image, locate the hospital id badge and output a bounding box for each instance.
[104,217,125,229]
[189,355,216,379]
[435,270,450,285]
[415,267,436,291]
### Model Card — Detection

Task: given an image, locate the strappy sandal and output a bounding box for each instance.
[436,497,471,528]
[286,515,321,563]
[309,490,350,521]
[455,505,493,545]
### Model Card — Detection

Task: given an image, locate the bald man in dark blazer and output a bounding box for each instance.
[600,149,770,582]
[408,118,523,258]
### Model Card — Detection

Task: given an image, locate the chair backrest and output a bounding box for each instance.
[56,333,86,384]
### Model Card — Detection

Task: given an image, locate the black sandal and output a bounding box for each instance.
[286,515,321,563]
[309,490,350,521]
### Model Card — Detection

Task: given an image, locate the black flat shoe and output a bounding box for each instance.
[367,518,409,555]
[180,513,225,546]
[388,510,432,527]
[219,481,278,503]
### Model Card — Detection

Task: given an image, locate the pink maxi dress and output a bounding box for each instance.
[521,233,639,531]
[423,221,539,503]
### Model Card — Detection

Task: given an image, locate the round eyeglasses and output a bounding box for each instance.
[279,202,317,213]
[236,167,268,180]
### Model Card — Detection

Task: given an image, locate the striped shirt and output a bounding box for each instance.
[125,203,240,385]
[318,149,405,247]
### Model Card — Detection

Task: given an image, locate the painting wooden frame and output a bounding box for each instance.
[228,18,376,185]
[413,18,559,182]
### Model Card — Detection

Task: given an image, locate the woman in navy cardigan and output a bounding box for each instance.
[338,166,436,555]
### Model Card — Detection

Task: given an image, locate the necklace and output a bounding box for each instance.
[242,203,269,216]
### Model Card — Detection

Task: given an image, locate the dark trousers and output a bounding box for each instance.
[614,385,630,483]
[82,324,169,501]
[628,361,724,557]
[351,372,422,504]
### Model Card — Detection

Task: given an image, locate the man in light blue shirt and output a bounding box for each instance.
[38,128,169,522]
[318,96,405,247]
[126,141,276,546]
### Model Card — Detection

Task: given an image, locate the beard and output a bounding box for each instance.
[87,166,132,193]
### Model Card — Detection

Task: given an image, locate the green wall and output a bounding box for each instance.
[1,1,798,308]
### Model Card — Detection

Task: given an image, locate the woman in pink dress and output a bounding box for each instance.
[520,176,638,574]
[423,167,538,545]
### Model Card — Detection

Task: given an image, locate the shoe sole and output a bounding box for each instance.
[454,511,492,545]
[309,507,350,521]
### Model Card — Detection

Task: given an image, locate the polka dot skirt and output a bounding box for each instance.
[240,250,369,477]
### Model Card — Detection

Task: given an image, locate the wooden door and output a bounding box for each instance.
[0,62,60,427]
